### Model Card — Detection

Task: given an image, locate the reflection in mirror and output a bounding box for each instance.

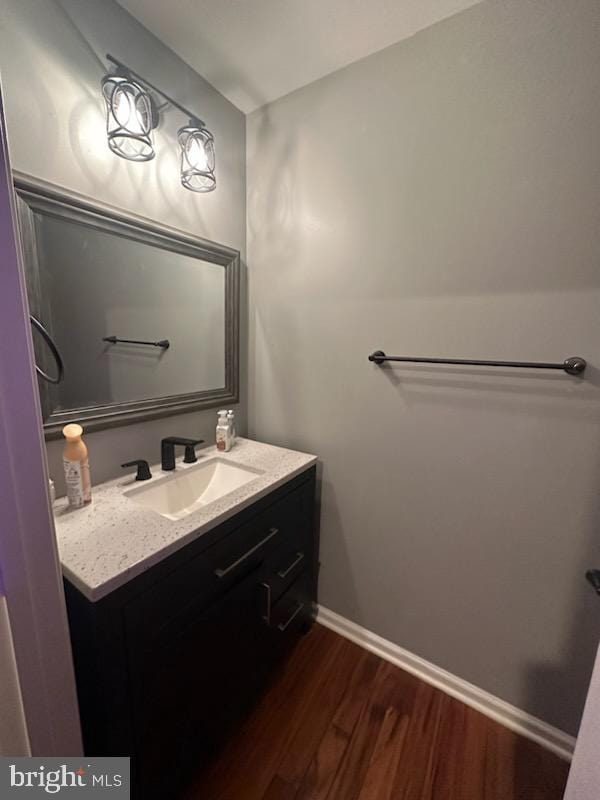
[36,216,225,405]
[16,175,239,437]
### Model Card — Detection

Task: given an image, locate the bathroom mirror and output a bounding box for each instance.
[14,174,239,438]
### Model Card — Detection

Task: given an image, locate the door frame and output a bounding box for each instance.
[0,80,82,755]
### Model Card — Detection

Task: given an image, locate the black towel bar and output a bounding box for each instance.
[103,336,170,350]
[368,350,586,376]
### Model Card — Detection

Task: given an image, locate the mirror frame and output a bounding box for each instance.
[13,172,240,439]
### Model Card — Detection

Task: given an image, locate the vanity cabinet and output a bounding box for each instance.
[63,466,317,798]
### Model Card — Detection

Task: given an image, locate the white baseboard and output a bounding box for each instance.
[317,606,576,762]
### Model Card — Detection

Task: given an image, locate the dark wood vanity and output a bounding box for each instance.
[64,466,318,797]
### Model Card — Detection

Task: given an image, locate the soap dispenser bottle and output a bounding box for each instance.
[62,423,92,508]
[216,410,231,452]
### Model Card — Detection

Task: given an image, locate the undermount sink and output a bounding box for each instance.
[124,458,264,520]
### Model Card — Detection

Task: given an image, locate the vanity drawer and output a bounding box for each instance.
[202,477,313,584]
[205,515,281,587]
[264,546,308,604]
[267,569,313,638]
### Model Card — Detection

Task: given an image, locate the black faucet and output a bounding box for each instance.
[122,459,152,481]
[161,437,204,471]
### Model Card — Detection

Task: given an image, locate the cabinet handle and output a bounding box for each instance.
[278,602,305,632]
[214,527,279,578]
[260,582,272,625]
[277,552,305,579]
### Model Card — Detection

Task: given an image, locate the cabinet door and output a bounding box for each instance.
[131,567,270,796]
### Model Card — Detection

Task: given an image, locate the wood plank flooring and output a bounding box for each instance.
[183,624,570,800]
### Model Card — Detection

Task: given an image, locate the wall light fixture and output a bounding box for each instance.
[178,121,216,193]
[101,72,157,162]
[102,55,216,192]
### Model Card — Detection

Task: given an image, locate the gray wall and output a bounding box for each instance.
[0,0,246,492]
[247,0,600,735]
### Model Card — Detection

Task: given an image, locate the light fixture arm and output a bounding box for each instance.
[105,54,205,127]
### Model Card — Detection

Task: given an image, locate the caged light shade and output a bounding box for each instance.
[101,73,156,162]
[178,122,216,192]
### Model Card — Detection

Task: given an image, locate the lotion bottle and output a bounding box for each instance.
[62,423,92,508]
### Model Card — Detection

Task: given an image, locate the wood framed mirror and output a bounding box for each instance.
[14,174,239,438]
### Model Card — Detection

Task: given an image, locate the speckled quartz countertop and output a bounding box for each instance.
[53,438,317,602]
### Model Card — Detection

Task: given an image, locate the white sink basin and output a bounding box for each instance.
[124,458,264,520]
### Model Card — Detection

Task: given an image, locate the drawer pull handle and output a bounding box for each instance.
[277,552,305,579]
[278,602,305,632]
[260,582,271,625]
[214,527,279,578]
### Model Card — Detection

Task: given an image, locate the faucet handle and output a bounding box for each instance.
[160,437,204,470]
[122,459,152,481]
[183,439,204,464]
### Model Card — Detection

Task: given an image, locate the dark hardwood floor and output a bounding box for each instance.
[183,624,570,800]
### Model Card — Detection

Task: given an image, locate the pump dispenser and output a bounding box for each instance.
[216,410,231,452]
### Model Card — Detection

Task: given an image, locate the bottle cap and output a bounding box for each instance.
[63,423,83,440]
